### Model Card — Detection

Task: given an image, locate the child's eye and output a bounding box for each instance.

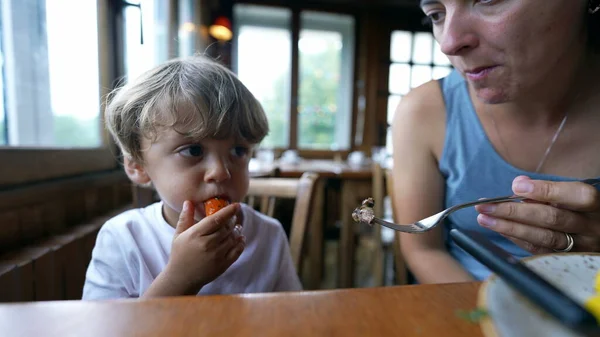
[179,145,204,157]
[230,146,250,158]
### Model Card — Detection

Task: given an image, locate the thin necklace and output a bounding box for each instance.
[489,109,569,174]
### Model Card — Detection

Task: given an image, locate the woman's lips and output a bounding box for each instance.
[465,66,498,81]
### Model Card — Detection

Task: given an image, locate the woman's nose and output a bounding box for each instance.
[439,12,479,56]
[204,157,231,183]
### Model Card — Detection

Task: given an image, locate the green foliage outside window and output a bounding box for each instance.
[0,116,100,147]
[53,115,101,147]
[259,75,288,149]
[298,44,340,149]
[0,119,5,145]
[257,42,340,150]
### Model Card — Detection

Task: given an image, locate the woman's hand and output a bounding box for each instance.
[475,175,600,254]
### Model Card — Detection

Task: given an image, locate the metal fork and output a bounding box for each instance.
[363,178,600,234]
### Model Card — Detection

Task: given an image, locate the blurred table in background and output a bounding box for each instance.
[251,159,373,288]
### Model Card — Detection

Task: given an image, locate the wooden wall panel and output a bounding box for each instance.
[0,170,132,302]
[0,211,19,254]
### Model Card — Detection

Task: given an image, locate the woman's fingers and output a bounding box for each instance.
[475,201,591,234]
[477,214,571,251]
[511,175,600,212]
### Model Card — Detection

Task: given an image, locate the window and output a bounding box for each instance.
[234,5,355,151]
[386,30,452,154]
[298,11,354,150]
[123,0,175,82]
[1,0,101,147]
[0,0,120,187]
[234,5,292,149]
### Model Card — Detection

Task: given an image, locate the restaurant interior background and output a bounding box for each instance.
[0,0,453,302]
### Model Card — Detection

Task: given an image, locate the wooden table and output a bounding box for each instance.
[0,282,484,337]
[273,159,373,288]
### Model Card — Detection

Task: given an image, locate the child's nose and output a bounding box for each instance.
[204,158,231,183]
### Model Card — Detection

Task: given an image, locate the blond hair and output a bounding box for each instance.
[104,55,269,163]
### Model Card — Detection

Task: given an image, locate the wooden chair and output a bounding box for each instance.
[384,166,408,285]
[132,184,159,208]
[371,161,408,286]
[246,171,321,286]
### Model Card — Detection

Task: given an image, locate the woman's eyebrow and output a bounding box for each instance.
[420,0,440,7]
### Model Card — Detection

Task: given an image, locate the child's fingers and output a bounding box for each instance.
[213,233,238,255]
[194,203,240,236]
[174,200,195,235]
[225,240,245,265]
[206,223,234,246]
[235,208,244,228]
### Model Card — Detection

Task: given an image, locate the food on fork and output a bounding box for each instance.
[204,197,230,216]
[352,197,375,225]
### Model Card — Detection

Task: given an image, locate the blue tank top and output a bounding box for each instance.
[438,69,598,280]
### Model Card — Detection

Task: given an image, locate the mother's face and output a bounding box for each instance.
[421,0,588,104]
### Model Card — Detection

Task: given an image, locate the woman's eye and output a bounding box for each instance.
[231,146,250,158]
[427,11,445,24]
[179,145,203,157]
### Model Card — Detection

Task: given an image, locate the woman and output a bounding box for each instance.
[392,0,600,283]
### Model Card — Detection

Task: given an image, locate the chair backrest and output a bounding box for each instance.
[384,166,408,285]
[132,184,158,208]
[246,171,319,274]
[370,161,386,286]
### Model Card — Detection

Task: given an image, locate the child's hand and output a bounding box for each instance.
[146,200,244,297]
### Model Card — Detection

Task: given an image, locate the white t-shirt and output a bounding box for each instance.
[82,202,302,299]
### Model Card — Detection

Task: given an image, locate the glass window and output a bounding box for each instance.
[388,63,411,95]
[234,5,292,149]
[390,31,412,63]
[387,30,452,154]
[124,0,171,82]
[412,32,433,65]
[1,0,101,147]
[298,11,354,150]
[234,6,354,151]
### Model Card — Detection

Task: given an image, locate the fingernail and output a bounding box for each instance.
[477,204,497,214]
[513,181,533,193]
[478,214,497,227]
[181,201,189,213]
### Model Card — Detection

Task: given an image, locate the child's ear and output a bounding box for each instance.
[124,156,151,185]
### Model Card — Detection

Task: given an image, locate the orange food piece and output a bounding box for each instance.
[204,197,230,215]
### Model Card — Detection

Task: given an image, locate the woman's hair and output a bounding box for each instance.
[104,55,269,164]
[588,11,600,50]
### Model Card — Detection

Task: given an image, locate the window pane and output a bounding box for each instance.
[412,32,433,64]
[387,95,401,125]
[386,127,393,161]
[411,65,432,88]
[390,31,412,63]
[1,0,101,147]
[433,66,452,80]
[0,68,5,145]
[389,63,411,95]
[433,40,451,66]
[179,0,206,58]
[125,0,169,82]
[236,26,291,148]
[298,11,354,150]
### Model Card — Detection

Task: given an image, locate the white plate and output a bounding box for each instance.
[478,253,600,337]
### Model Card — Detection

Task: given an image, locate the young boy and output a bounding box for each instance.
[82,56,302,299]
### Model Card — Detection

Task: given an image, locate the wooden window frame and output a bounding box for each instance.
[0,0,123,188]
[233,1,360,157]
